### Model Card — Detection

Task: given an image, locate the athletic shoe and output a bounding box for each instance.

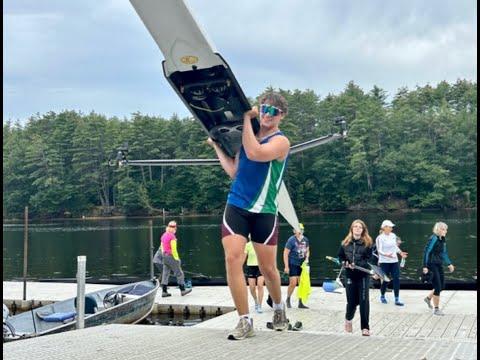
[298,299,309,309]
[380,296,388,304]
[424,296,433,309]
[286,297,292,308]
[227,318,254,340]
[394,298,404,306]
[433,308,445,316]
[344,320,353,333]
[266,295,273,308]
[161,291,172,298]
[362,328,370,336]
[181,288,192,296]
[272,306,288,331]
[256,305,263,314]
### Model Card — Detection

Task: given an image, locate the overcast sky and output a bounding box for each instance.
[3,0,477,123]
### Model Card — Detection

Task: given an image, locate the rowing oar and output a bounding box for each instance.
[325,256,390,282]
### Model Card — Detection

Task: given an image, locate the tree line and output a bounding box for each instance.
[3,80,477,218]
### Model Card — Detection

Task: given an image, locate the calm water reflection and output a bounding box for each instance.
[3,210,477,283]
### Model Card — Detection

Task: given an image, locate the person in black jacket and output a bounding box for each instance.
[338,219,374,336]
[422,222,455,316]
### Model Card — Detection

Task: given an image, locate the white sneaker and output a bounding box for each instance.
[433,308,445,316]
[227,318,255,340]
[272,306,288,331]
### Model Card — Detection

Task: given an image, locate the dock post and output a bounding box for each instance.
[76,256,86,329]
[22,206,29,301]
[149,220,154,279]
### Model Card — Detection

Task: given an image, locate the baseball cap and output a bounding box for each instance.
[381,220,395,228]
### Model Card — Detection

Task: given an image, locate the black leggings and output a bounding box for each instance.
[429,263,445,296]
[380,262,401,298]
[345,276,370,330]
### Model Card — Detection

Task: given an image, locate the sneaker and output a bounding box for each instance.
[286,297,292,308]
[380,296,388,304]
[256,305,263,314]
[424,296,433,309]
[227,318,254,340]
[181,288,192,296]
[362,328,370,336]
[433,308,444,316]
[161,291,172,298]
[272,306,288,331]
[266,295,273,308]
[298,299,309,309]
[344,320,353,333]
[394,298,404,306]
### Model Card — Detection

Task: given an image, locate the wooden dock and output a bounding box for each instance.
[3,282,477,359]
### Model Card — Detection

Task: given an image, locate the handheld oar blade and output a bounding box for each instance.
[369,264,390,282]
[325,256,341,266]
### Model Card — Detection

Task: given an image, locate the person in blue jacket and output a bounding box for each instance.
[422,222,455,316]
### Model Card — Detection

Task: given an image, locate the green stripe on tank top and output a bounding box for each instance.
[247,159,286,214]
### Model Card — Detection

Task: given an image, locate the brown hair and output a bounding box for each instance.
[341,219,373,247]
[259,91,288,115]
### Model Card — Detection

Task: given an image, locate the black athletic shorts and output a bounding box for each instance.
[245,265,263,279]
[288,263,303,277]
[221,204,279,245]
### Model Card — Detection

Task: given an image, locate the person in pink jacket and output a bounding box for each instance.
[160,220,192,297]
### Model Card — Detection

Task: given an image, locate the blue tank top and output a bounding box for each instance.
[227,131,288,214]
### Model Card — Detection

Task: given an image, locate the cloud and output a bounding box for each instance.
[3,0,477,123]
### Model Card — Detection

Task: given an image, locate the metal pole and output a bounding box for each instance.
[149,220,154,279]
[76,256,86,329]
[22,206,28,301]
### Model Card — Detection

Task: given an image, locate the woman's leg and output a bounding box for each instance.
[222,234,249,315]
[345,278,357,321]
[257,276,265,305]
[161,262,171,287]
[391,262,401,300]
[247,277,258,304]
[431,265,442,308]
[287,276,299,298]
[358,276,370,330]
[379,263,389,297]
[253,242,282,305]
[170,258,185,286]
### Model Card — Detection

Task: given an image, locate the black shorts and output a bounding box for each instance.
[221,204,279,245]
[245,265,263,279]
[288,263,303,277]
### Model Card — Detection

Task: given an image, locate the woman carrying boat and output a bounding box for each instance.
[208,91,290,340]
[160,221,192,297]
[422,222,455,315]
[337,219,374,336]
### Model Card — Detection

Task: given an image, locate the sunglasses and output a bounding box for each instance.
[260,104,283,117]
[168,224,177,228]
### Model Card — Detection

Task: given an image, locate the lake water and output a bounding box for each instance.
[3,210,477,284]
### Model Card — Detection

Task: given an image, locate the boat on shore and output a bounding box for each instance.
[3,279,159,342]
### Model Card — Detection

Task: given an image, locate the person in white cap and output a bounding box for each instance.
[375,220,408,305]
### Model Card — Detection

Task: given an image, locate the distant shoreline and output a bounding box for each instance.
[2,207,477,222]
